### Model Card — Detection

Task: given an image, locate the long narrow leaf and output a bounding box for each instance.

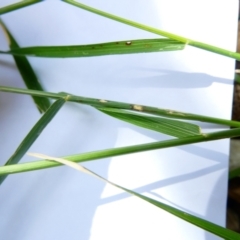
[0,99,65,185]
[30,153,240,240]
[0,21,51,113]
[0,39,184,58]
[0,127,240,175]
[63,0,240,61]
[0,0,41,15]
[1,86,240,127]
[98,108,200,138]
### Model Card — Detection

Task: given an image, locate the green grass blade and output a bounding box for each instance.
[0,39,184,58]
[0,127,240,175]
[0,21,51,113]
[123,190,240,240]
[63,0,240,61]
[0,0,42,15]
[0,99,65,185]
[1,86,240,128]
[98,108,201,138]
[33,154,240,240]
[229,167,240,179]
[234,73,240,84]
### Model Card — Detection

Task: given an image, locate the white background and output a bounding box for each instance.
[0,0,238,239]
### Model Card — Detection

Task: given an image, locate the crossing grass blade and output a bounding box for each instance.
[1,86,240,128]
[0,39,184,58]
[30,153,240,240]
[63,0,240,61]
[0,99,65,185]
[98,108,201,138]
[0,21,51,113]
[0,0,42,15]
[1,127,240,176]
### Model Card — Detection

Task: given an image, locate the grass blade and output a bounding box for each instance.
[31,153,240,240]
[0,127,240,175]
[98,108,201,138]
[0,0,42,15]
[0,38,184,58]
[0,21,51,113]
[229,167,240,179]
[63,0,240,61]
[1,86,240,128]
[0,99,65,185]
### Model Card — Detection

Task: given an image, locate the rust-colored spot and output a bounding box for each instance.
[125,41,132,46]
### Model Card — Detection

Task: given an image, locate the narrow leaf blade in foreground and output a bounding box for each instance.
[0,99,65,185]
[31,153,240,240]
[1,86,240,127]
[0,0,41,15]
[63,0,240,61]
[1,128,240,175]
[1,39,184,58]
[98,108,201,138]
[0,21,51,113]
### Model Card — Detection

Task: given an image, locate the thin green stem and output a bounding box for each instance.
[1,127,240,176]
[1,85,240,128]
[63,0,240,61]
[0,0,42,15]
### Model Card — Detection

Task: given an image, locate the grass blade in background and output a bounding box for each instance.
[1,86,240,128]
[0,99,65,185]
[0,21,51,113]
[31,153,240,240]
[98,108,201,138]
[229,167,240,179]
[1,127,240,175]
[0,0,42,15]
[63,0,240,61]
[0,39,184,58]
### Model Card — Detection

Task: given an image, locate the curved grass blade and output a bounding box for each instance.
[98,108,200,138]
[0,127,240,176]
[0,0,42,15]
[63,0,240,61]
[31,153,240,240]
[1,86,240,128]
[0,99,65,185]
[0,21,50,113]
[0,39,184,58]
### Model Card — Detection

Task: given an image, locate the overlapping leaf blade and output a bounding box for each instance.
[98,108,201,138]
[0,21,51,113]
[0,99,65,184]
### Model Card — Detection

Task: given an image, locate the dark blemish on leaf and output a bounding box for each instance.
[125,41,132,46]
[116,42,119,44]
